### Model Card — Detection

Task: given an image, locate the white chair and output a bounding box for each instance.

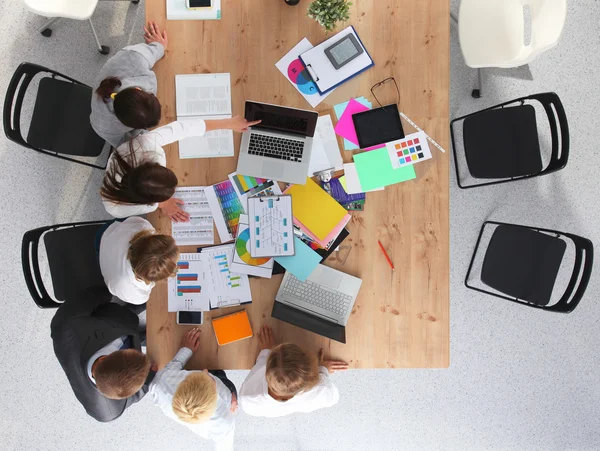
[451,0,567,98]
[24,0,139,55]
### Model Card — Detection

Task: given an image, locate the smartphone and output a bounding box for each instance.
[177,311,204,325]
[186,0,212,9]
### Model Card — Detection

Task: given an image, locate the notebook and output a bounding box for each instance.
[212,310,253,346]
[175,73,234,158]
[299,26,374,94]
[284,178,348,241]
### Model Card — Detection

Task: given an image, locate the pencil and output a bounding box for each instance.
[377,240,395,271]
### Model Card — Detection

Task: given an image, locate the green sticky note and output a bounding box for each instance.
[354,149,416,191]
[339,175,348,192]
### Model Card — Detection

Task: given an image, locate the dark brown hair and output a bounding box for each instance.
[96,77,161,129]
[128,230,179,283]
[95,349,151,399]
[266,343,320,398]
[101,141,178,205]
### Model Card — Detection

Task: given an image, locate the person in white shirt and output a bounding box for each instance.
[100,115,260,222]
[239,325,348,418]
[150,329,238,451]
[99,216,179,305]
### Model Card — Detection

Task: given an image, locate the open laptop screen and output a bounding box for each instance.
[271,301,346,343]
[245,101,318,137]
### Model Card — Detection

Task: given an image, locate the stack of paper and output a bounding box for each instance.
[284,178,350,249]
[308,114,343,176]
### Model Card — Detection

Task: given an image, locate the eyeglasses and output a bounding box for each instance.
[370,77,400,111]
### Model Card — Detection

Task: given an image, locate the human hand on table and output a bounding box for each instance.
[318,348,349,374]
[144,21,168,50]
[159,197,190,222]
[181,328,201,353]
[258,325,276,350]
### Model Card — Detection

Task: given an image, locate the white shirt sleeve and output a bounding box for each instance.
[147,119,208,147]
[240,349,270,400]
[310,368,340,409]
[102,198,158,218]
[164,348,194,370]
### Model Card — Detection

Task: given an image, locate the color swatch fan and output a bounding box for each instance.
[386,131,432,169]
[230,214,274,278]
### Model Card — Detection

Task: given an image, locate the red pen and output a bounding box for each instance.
[377,240,395,271]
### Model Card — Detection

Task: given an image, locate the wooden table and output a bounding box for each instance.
[146,0,449,369]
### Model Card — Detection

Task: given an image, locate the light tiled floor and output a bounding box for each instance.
[0,1,598,450]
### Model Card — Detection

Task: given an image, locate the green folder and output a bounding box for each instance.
[354,148,417,191]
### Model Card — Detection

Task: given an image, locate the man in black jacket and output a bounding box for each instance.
[50,288,155,422]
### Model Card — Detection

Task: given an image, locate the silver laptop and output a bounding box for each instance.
[273,265,362,343]
[237,101,318,185]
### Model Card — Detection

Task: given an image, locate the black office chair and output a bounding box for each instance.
[22,220,110,308]
[465,221,593,313]
[3,62,110,170]
[450,92,569,189]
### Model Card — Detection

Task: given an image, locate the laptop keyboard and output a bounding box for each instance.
[248,134,304,162]
[281,276,354,317]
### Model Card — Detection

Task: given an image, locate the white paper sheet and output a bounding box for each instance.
[308,114,344,176]
[342,163,384,194]
[248,196,294,257]
[171,186,214,246]
[168,247,251,312]
[166,0,221,20]
[229,214,274,278]
[275,38,334,108]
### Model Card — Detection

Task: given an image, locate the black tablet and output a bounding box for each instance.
[352,104,405,149]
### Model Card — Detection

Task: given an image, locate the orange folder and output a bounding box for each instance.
[212,310,253,346]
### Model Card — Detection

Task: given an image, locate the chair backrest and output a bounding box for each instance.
[22,221,109,309]
[3,62,87,151]
[458,0,567,68]
[23,0,99,20]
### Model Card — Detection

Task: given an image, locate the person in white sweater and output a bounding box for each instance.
[100,115,260,222]
[99,216,179,305]
[239,325,348,417]
[150,329,238,451]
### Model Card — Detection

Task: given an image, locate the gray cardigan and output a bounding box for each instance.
[90,42,164,148]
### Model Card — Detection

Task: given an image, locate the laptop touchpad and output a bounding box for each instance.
[312,270,342,289]
[262,161,284,178]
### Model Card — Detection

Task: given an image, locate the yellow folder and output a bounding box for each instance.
[285,177,348,240]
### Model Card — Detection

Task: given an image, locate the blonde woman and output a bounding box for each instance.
[150,329,237,451]
[98,216,178,305]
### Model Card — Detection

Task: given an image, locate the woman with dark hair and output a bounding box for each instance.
[91,21,167,148]
[101,116,260,221]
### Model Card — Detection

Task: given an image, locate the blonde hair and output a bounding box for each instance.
[128,230,179,283]
[265,343,320,398]
[172,372,218,424]
[95,349,151,400]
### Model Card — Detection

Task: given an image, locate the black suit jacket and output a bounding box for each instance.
[50,289,151,423]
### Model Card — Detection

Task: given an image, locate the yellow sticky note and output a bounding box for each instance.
[285,178,347,240]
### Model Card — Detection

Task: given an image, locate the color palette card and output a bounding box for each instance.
[386,131,432,169]
[334,97,372,150]
[275,236,321,282]
[204,180,245,242]
[354,148,417,191]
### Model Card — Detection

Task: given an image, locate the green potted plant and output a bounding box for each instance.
[307,0,352,32]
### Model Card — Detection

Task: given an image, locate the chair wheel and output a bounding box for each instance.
[471,89,481,99]
[131,0,140,3]
[99,45,110,55]
[41,28,52,37]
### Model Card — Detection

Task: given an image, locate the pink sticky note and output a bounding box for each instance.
[334,99,369,146]
[334,99,386,151]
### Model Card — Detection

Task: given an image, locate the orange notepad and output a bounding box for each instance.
[212,310,253,346]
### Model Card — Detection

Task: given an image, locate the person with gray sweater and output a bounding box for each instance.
[90,21,168,148]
